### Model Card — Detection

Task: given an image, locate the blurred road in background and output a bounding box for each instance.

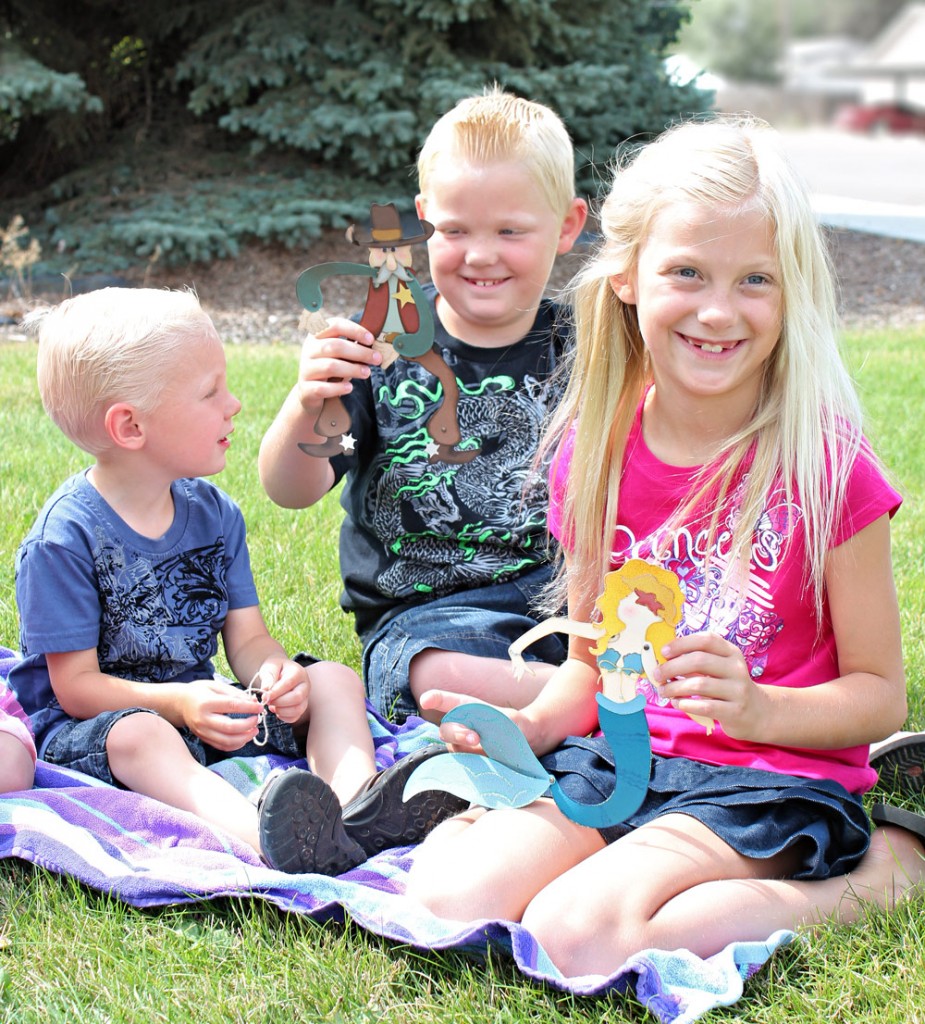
[778,129,925,242]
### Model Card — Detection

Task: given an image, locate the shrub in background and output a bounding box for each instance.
[0,0,710,271]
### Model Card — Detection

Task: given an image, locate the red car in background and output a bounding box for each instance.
[835,102,925,135]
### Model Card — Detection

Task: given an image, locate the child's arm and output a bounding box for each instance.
[46,648,265,751]
[258,317,381,508]
[220,605,310,726]
[421,576,603,756]
[654,514,906,748]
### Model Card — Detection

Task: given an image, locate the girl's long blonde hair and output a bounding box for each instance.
[546,115,863,616]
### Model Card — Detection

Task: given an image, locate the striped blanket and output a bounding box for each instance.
[0,649,791,1024]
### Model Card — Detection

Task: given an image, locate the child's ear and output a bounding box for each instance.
[414,194,427,220]
[556,197,588,255]
[104,403,145,450]
[610,273,637,305]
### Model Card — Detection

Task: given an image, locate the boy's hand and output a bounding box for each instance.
[296,317,381,414]
[180,677,263,751]
[259,659,311,725]
[652,632,766,740]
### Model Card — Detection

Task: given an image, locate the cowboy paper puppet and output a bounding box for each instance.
[296,203,478,464]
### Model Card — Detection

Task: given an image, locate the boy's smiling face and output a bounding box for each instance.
[416,158,585,348]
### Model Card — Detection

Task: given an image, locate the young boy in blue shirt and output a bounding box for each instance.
[259,88,588,721]
[12,287,462,874]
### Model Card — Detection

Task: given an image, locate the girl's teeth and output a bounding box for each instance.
[699,342,724,353]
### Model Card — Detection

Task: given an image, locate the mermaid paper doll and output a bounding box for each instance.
[509,558,714,732]
[403,560,711,829]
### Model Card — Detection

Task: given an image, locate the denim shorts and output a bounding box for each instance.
[541,734,871,879]
[363,563,567,721]
[43,704,303,787]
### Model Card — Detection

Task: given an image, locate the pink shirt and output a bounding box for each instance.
[0,681,36,765]
[549,404,901,794]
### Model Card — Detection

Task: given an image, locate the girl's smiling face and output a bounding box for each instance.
[612,201,783,410]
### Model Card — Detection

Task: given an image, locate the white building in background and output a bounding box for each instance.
[835,2,925,109]
[782,38,863,100]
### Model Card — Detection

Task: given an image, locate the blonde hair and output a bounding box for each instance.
[25,287,215,456]
[591,561,684,663]
[417,85,576,216]
[547,115,863,616]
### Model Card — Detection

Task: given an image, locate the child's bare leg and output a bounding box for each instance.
[409,649,555,723]
[106,711,261,852]
[301,661,376,805]
[0,732,35,793]
[406,798,605,921]
[521,814,925,978]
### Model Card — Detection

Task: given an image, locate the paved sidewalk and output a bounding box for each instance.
[778,129,925,243]
[811,194,925,244]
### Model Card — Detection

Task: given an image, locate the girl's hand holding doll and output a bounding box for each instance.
[418,689,508,754]
[653,633,766,741]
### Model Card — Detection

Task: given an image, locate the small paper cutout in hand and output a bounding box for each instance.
[402,704,550,810]
[295,202,480,464]
[402,696,652,829]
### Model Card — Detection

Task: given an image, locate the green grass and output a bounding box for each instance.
[0,329,924,1022]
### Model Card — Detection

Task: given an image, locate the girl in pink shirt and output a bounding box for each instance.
[405,116,925,977]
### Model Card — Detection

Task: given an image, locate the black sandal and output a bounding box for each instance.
[871,802,925,843]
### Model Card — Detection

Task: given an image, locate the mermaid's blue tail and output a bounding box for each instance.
[550,692,651,829]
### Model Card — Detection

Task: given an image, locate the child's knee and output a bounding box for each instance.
[522,886,634,976]
[310,661,365,702]
[0,733,35,792]
[105,710,173,763]
[523,889,588,965]
[405,860,484,920]
[405,811,496,917]
[405,840,453,914]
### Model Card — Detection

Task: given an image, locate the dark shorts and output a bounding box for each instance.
[541,734,871,879]
[43,705,303,788]
[363,563,567,722]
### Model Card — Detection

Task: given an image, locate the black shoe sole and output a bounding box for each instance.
[341,746,469,856]
[258,769,366,876]
[870,736,925,795]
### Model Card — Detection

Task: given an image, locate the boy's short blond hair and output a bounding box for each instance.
[417,86,577,216]
[25,287,216,456]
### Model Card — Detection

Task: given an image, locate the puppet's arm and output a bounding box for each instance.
[509,617,605,681]
[296,262,374,312]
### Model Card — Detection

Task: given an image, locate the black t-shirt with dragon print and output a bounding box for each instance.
[326,285,570,640]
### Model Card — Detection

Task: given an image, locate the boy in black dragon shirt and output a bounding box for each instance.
[259,88,587,721]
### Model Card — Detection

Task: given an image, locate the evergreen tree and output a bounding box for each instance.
[1,0,709,268]
[173,0,708,191]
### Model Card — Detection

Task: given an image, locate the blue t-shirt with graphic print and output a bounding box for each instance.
[11,472,259,754]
